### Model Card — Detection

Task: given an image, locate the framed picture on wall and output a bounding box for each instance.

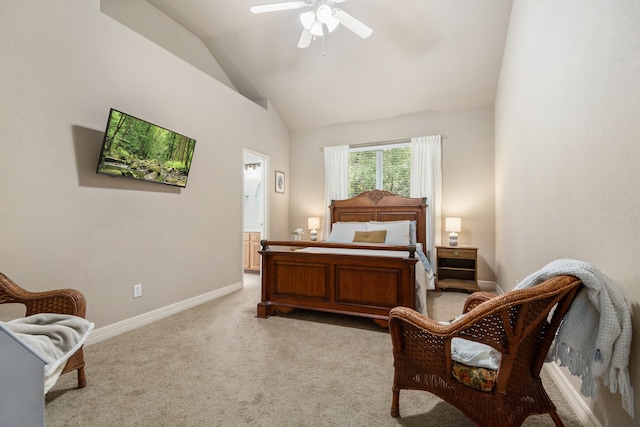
[275,170,285,193]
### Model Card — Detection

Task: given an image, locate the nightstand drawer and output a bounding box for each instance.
[437,248,476,259]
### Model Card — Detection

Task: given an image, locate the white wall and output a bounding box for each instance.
[290,107,496,282]
[495,1,640,425]
[0,0,289,328]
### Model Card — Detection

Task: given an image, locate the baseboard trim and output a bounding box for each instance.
[544,363,601,427]
[478,280,496,292]
[85,281,242,346]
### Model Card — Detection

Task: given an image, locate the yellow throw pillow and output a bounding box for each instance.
[352,230,387,243]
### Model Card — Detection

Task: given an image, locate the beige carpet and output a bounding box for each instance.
[45,275,584,426]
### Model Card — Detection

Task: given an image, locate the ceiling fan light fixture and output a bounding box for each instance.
[250,0,373,49]
[316,4,332,23]
[309,20,324,36]
[325,15,340,32]
[300,10,315,29]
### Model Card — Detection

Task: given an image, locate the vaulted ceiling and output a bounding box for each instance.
[147,0,513,130]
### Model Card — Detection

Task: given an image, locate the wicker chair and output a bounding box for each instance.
[0,272,88,389]
[389,275,582,427]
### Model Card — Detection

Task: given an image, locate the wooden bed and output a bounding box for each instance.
[256,190,428,327]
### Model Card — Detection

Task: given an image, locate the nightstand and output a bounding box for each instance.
[435,246,480,292]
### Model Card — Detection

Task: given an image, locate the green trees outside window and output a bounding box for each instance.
[349,146,411,197]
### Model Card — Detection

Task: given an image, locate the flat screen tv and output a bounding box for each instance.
[97,108,196,188]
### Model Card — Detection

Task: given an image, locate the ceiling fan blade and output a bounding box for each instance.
[297,28,313,48]
[333,9,373,39]
[250,1,305,14]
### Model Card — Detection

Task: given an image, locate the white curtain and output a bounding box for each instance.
[322,145,349,240]
[410,135,442,264]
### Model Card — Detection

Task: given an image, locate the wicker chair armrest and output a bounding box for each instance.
[389,306,499,343]
[389,306,509,368]
[390,306,454,335]
[463,291,498,313]
[390,303,515,356]
[0,273,86,318]
[22,288,86,318]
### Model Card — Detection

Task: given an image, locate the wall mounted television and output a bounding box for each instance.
[97,108,196,188]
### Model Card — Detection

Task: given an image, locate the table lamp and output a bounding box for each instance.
[308,217,320,241]
[445,217,461,246]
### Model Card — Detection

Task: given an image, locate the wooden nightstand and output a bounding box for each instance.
[435,246,480,292]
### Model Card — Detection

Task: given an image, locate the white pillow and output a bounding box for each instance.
[326,222,367,243]
[370,220,416,244]
[366,221,410,245]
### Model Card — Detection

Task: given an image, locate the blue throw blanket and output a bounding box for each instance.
[450,259,632,400]
[515,259,632,399]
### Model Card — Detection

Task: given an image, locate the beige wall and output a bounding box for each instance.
[0,0,289,328]
[100,0,236,90]
[495,1,640,425]
[290,107,496,283]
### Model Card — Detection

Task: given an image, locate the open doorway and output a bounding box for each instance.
[242,149,268,282]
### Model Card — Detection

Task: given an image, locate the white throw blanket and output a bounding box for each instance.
[514,259,632,399]
[2,313,94,393]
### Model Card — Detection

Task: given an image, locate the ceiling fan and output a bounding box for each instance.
[250,0,373,48]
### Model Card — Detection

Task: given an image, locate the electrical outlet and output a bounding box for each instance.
[133,283,142,298]
[622,386,635,419]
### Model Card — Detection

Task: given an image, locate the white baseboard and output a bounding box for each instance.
[544,363,601,427]
[85,281,242,346]
[478,280,497,292]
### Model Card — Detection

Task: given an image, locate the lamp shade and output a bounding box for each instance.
[445,217,461,233]
[308,217,320,230]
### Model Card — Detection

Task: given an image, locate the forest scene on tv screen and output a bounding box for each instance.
[97,109,196,187]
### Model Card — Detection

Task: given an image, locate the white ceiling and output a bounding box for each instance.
[147,0,513,130]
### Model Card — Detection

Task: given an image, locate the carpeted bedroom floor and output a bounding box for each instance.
[45,275,584,426]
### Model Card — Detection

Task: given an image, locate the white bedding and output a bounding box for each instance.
[295,246,433,316]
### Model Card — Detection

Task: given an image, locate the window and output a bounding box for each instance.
[348,144,411,197]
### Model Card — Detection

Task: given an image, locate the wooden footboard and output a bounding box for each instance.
[257,190,427,327]
[257,242,417,327]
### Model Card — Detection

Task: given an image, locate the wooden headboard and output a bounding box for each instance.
[329,190,428,247]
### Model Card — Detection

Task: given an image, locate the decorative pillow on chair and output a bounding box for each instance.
[352,230,387,243]
[451,361,497,392]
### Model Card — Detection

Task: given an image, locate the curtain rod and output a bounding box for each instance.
[319,135,447,151]
[349,135,446,149]
[349,138,410,149]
